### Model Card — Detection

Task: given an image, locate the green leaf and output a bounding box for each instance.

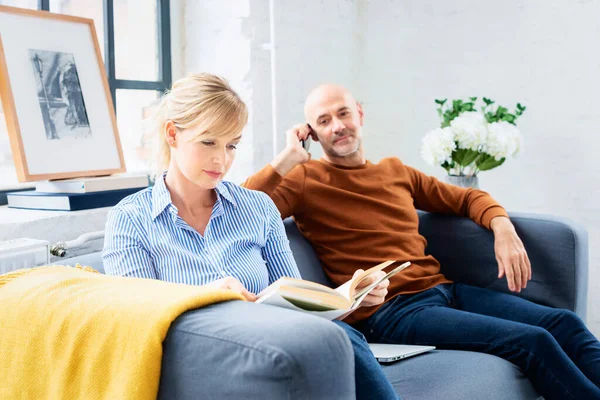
[503,114,516,123]
[452,99,463,112]
[443,108,460,125]
[460,149,480,166]
[477,155,506,171]
[469,97,477,102]
[483,97,494,105]
[476,153,490,163]
[452,149,479,167]
[451,149,464,165]
[461,102,475,112]
[435,99,447,105]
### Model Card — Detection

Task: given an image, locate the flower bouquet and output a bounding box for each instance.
[421,97,526,184]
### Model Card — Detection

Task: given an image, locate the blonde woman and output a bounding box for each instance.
[102,73,399,400]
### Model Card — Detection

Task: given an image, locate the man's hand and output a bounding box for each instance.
[491,216,532,293]
[270,123,313,177]
[206,277,257,302]
[353,269,389,307]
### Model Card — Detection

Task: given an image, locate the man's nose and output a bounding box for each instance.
[331,117,345,134]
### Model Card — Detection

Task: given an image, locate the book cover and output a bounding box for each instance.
[7,187,145,211]
[35,174,149,194]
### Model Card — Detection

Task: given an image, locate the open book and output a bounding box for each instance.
[256,261,411,320]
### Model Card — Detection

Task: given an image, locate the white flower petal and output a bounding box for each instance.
[450,112,488,151]
[421,127,456,166]
[486,121,523,159]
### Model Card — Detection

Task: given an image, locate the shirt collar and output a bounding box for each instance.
[151,172,237,220]
[151,171,172,220]
[214,181,236,208]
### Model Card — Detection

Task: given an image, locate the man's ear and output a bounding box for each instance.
[307,123,319,142]
[357,102,364,126]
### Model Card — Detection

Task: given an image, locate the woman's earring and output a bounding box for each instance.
[168,138,175,145]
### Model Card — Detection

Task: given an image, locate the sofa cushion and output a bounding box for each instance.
[382,349,540,400]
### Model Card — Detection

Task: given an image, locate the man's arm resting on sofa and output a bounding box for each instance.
[418,211,589,321]
[490,216,532,293]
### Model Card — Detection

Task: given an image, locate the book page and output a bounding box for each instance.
[257,276,341,299]
[334,260,396,301]
[278,286,350,309]
[336,264,412,319]
[257,291,350,320]
[334,280,353,302]
[352,261,411,301]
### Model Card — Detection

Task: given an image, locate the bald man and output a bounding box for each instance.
[243,84,600,400]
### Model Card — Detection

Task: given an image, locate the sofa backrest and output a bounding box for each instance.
[283,218,332,286]
[56,212,588,319]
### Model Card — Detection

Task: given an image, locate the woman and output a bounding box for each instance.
[102,73,398,400]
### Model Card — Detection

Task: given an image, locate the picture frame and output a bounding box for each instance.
[0,5,125,182]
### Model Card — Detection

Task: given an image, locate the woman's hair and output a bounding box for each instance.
[150,73,248,176]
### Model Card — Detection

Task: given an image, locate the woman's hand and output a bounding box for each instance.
[206,277,257,302]
[353,270,389,308]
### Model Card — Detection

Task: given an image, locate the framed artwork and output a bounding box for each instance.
[0,5,125,182]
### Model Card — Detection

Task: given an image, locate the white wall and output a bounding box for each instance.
[359,0,600,336]
[179,0,600,335]
[179,0,276,183]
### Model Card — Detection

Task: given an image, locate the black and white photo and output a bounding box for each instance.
[29,49,91,141]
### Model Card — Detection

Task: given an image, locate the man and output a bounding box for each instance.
[243,84,600,400]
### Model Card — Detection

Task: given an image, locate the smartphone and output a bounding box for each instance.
[300,124,314,152]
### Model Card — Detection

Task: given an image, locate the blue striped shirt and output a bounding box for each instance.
[102,173,301,294]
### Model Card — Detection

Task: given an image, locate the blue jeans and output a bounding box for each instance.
[356,283,600,400]
[333,320,400,400]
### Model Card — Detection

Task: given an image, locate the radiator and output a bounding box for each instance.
[0,238,50,274]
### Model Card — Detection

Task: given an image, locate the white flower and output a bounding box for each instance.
[421,127,456,166]
[510,127,524,157]
[450,112,488,151]
[486,121,524,160]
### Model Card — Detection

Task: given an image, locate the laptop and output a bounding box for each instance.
[368,343,435,363]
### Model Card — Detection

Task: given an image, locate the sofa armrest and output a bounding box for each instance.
[52,252,106,273]
[159,301,355,399]
[418,211,589,321]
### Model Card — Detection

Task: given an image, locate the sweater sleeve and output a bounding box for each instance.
[242,164,306,220]
[404,163,508,229]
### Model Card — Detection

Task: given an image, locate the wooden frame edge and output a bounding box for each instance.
[0,34,29,182]
[0,5,126,182]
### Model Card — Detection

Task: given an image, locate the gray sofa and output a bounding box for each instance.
[59,211,588,399]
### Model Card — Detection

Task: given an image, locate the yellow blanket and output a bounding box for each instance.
[0,265,243,400]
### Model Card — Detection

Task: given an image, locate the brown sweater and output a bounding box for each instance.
[243,157,508,324]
